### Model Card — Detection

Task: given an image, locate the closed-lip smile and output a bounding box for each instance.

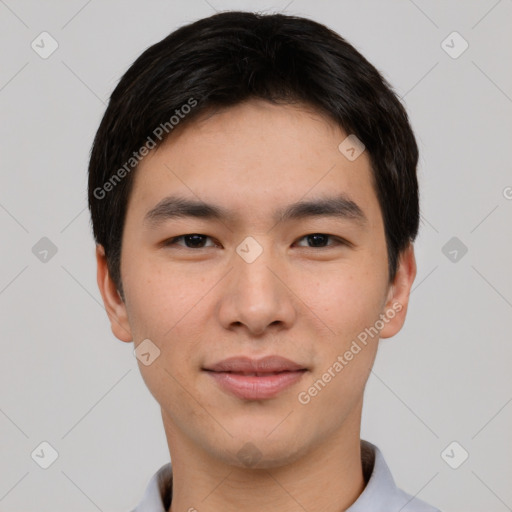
[203,355,308,400]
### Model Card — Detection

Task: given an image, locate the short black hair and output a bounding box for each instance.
[88,10,419,298]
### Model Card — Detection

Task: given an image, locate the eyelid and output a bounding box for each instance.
[294,234,349,248]
[162,234,218,248]
[162,233,351,249]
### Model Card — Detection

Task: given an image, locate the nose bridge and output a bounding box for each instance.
[221,234,295,334]
[234,234,279,300]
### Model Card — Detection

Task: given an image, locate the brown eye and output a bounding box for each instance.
[163,234,216,249]
[294,233,345,248]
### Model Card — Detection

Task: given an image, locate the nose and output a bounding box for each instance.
[217,241,297,337]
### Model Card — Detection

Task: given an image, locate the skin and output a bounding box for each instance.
[96,99,416,512]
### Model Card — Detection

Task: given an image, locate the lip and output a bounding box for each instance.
[204,355,306,373]
[205,370,307,400]
[203,356,308,400]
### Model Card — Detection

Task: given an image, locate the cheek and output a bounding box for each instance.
[298,264,387,338]
[123,256,216,370]
[295,271,383,418]
[294,262,387,397]
[123,257,192,336]
[124,264,207,409]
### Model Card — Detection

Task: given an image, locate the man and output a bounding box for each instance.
[88,10,441,512]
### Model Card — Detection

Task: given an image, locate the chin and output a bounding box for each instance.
[212,429,310,470]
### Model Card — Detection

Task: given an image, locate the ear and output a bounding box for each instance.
[379,243,417,339]
[95,244,133,342]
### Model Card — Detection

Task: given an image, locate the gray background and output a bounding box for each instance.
[1,1,511,511]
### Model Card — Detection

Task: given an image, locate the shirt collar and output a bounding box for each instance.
[132,440,440,512]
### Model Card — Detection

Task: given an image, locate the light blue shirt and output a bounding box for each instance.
[132,440,441,511]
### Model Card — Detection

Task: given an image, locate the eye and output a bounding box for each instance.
[294,233,348,248]
[162,233,349,250]
[163,234,217,249]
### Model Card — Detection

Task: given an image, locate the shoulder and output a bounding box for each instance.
[130,462,173,512]
[350,440,441,512]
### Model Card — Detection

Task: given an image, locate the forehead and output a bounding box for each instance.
[127,100,381,230]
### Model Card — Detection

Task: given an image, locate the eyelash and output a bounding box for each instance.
[162,233,350,250]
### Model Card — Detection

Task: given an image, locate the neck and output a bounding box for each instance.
[164,407,366,512]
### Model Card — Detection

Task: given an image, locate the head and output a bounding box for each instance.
[89,11,418,467]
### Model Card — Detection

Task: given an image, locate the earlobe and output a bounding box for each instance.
[379,243,417,339]
[95,244,133,343]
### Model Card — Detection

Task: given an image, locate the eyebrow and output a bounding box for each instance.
[143,193,368,228]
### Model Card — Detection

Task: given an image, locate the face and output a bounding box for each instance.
[97,99,416,468]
